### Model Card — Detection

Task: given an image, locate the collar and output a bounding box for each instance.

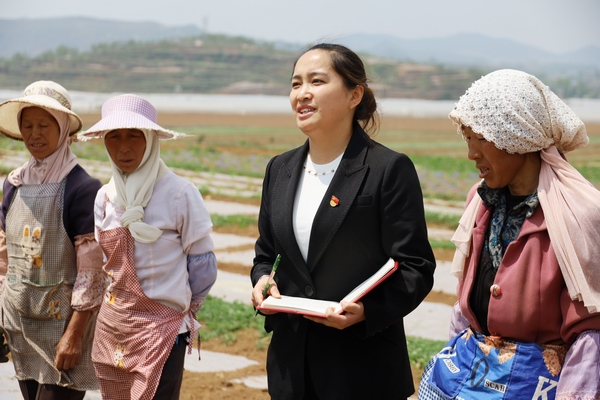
[477,181,539,219]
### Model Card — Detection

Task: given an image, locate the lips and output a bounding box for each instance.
[27,143,47,154]
[297,105,315,116]
[476,165,490,178]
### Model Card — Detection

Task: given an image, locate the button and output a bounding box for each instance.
[490,284,502,297]
[304,286,314,296]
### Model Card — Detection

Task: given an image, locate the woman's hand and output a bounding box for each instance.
[55,310,91,371]
[55,330,83,371]
[252,275,281,315]
[304,301,366,329]
[0,328,9,363]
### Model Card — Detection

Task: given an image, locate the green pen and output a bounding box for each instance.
[255,254,281,317]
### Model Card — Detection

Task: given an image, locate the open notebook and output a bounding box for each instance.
[257,258,398,317]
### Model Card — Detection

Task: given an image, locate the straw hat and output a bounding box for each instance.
[0,80,83,140]
[79,94,183,141]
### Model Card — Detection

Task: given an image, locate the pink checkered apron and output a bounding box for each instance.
[92,227,184,400]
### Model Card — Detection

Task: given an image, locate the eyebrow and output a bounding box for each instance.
[291,71,329,81]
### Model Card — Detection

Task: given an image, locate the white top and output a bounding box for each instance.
[293,153,343,261]
[95,171,216,330]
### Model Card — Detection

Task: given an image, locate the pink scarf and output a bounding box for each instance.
[452,147,600,313]
[538,146,600,313]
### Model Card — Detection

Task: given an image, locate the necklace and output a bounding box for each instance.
[303,165,336,176]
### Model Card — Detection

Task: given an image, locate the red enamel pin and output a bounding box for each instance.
[330,195,339,207]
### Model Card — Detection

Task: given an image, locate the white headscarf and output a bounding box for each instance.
[105,128,170,244]
[449,69,600,313]
[8,105,78,187]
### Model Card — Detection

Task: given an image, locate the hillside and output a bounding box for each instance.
[0,34,487,100]
[1,17,599,99]
[0,17,203,58]
[339,33,600,69]
[0,34,600,100]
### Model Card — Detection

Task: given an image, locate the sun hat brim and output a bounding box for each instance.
[0,96,83,141]
[79,110,184,141]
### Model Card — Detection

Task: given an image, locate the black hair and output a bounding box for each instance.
[293,43,380,135]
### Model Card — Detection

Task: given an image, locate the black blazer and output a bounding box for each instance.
[252,126,436,399]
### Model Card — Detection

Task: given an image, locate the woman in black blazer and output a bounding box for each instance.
[251,43,436,400]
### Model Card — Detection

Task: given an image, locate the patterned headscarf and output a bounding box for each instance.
[449,69,588,154]
[449,69,600,313]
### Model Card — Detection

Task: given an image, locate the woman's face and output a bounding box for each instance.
[20,107,61,159]
[104,129,147,173]
[289,49,362,137]
[462,126,533,194]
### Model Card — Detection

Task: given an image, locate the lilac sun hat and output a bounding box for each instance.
[78,94,184,141]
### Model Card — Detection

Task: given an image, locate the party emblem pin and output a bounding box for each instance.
[330,195,339,207]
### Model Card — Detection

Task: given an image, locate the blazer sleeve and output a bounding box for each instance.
[251,156,278,285]
[360,153,436,337]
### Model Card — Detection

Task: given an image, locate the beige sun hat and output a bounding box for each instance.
[0,80,83,140]
[78,94,184,141]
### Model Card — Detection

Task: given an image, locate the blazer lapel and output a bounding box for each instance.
[270,141,313,285]
[307,130,369,270]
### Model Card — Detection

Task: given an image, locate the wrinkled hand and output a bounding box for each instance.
[0,328,9,363]
[252,275,281,316]
[55,330,83,371]
[304,301,366,330]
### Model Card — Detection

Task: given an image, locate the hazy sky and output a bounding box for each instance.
[4,0,600,54]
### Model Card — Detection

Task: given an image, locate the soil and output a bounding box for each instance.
[180,330,270,400]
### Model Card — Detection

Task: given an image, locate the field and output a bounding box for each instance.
[4,112,598,197]
[2,113,599,399]
[111,113,598,399]
[69,112,600,197]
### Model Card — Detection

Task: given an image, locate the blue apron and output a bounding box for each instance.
[418,328,566,400]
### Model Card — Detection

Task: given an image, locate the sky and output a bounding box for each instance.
[3,0,600,54]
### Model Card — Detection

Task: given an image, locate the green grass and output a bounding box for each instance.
[197,295,447,368]
[0,165,14,175]
[575,164,600,187]
[410,155,475,176]
[429,239,455,250]
[424,211,460,230]
[407,336,447,369]
[8,130,600,191]
[70,140,108,160]
[211,214,258,229]
[197,296,270,347]
[0,136,25,151]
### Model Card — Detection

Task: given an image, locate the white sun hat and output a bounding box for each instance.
[0,80,83,140]
[79,94,184,141]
